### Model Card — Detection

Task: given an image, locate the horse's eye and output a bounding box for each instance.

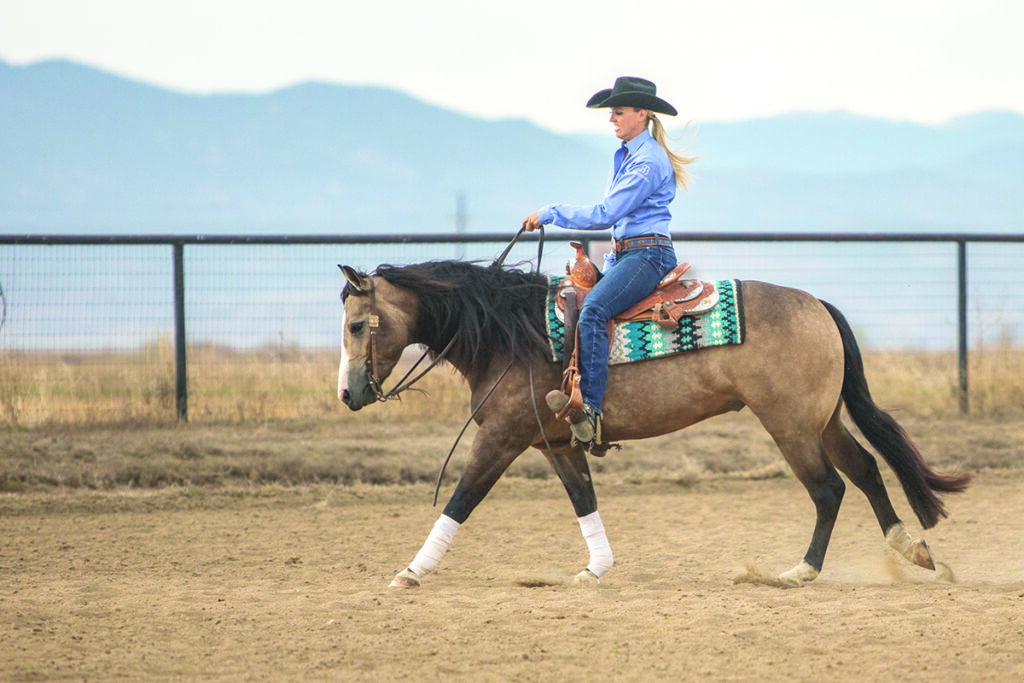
[348,320,366,335]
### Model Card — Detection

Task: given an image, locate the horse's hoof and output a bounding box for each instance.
[777,560,819,587]
[908,539,936,570]
[886,523,936,571]
[573,569,600,585]
[388,568,421,588]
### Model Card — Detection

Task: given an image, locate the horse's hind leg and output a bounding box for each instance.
[821,409,935,570]
[772,433,846,586]
[541,444,612,584]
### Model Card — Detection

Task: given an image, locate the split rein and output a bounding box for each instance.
[431,226,549,505]
[359,226,544,404]
[349,227,551,505]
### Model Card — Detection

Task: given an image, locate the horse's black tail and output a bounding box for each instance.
[819,299,970,529]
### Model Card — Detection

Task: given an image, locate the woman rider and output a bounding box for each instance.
[522,76,694,444]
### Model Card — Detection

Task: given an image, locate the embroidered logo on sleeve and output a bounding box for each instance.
[627,163,651,178]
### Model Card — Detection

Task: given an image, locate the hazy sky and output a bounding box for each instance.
[2,0,1022,132]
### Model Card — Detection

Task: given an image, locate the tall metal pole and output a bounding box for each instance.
[173,242,188,422]
[455,192,467,260]
[957,240,968,414]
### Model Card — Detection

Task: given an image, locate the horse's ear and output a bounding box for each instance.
[338,265,368,293]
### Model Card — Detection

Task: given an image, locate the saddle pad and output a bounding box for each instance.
[545,277,745,365]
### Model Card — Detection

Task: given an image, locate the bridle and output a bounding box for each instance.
[354,225,542,403]
[345,227,557,506]
[359,276,457,402]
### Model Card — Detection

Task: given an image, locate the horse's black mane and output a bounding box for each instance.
[359,260,550,379]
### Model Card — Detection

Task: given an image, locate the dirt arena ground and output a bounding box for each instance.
[3,467,1023,681]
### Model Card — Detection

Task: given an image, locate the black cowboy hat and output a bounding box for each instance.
[585,76,677,116]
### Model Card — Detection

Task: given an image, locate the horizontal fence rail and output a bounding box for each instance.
[2,231,1023,424]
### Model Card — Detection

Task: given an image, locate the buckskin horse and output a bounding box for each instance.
[337,256,968,588]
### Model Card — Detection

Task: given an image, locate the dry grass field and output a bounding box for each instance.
[1,346,1023,491]
[0,347,1022,489]
[4,344,1024,426]
[2,347,1023,680]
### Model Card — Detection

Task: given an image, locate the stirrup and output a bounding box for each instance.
[546,390,598,445]
[546,386,582,424]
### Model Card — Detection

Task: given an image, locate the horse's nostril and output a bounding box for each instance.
[341,389,351,402]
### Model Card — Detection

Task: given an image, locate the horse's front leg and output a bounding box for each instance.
[541,444,613,584]
[389,427,527,588]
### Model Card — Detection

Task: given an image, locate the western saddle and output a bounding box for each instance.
[552,242,718,436]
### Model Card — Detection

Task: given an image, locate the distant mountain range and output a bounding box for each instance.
[2,58,1023,235]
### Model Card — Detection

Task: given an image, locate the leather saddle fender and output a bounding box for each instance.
[554,244,714,429]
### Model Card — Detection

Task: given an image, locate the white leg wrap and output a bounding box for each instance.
[778,560,819,586]
[885,522,914,556]
[407,514,460,577]
[578,510,614,578]
[885,521,934,569]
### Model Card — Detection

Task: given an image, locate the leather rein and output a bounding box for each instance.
[353,228,552,506]
[361,226,543,402]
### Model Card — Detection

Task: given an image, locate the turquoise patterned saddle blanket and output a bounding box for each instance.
[545,277,745,365]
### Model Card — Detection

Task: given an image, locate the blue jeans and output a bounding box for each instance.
[577,244,677,414]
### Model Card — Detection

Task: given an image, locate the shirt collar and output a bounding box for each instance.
[623,129,653,157]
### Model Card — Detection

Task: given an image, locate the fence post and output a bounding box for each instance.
[957,240,968,414]
[173,242,188,422]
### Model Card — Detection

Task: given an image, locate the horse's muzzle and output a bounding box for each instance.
[340,388,363,411]
[341,383,378,411]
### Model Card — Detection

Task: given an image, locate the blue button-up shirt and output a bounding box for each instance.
[538,129,675,241]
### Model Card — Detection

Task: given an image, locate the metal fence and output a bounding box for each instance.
[2,231,1023,423]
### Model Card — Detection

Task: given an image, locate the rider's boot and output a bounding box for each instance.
[545,390,598,444]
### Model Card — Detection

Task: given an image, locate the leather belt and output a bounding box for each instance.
[614,235,673,252]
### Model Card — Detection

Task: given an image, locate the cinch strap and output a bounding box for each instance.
[614,235,673,252]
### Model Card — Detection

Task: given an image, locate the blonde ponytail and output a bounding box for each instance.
[648,114,697,191]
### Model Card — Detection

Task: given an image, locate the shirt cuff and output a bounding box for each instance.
[537,205,556,225]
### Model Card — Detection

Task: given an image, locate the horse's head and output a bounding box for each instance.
[337,265,417,411]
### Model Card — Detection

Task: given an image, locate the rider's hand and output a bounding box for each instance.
[522,211,542,232]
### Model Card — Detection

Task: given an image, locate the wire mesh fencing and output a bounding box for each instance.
[1,233,1022,426]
